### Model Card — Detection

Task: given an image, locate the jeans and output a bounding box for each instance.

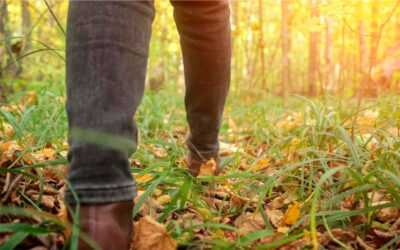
[65,1,231,205]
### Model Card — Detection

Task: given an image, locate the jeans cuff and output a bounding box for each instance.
[65,183,137,205]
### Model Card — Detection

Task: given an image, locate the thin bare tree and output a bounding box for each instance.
[281,0,290,104]
[308,0,319,96]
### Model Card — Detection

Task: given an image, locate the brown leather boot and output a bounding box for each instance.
[187,152,221,177]
[73,200,134,250]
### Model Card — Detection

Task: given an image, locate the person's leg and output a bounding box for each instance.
[65,1,154,248]
[171,0,231,176]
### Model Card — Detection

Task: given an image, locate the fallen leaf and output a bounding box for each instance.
[132,216,177,250]
[153,188,162,197]
[132,159,142,167]
[358,110,378,127]
[231,195,249,207]
[234,212,265,236]
[157,194,171,206]
[42,165,68,182]
[280,201,301,226]
[251,158,270,173]
[147,145,168,158]
[219,141,241,157]
[267,196,285,210]
[21,90,37,106]
[180,212,204,231]
[135,174,154,184]
[376,207,399,222]
[277,226,289,233]
[134,191,162,216]
[29,194,56,211]
[198,158,216,176]
[228,117,238,133]
[32,148,57,162]
[194,207,211,220]
[41,148,56,158]
[265,208,284,228]
[231,195,258,207]
[178,157,187,167]
[0,141,23,165]
[0,122,14,140]
[356,236,374,250]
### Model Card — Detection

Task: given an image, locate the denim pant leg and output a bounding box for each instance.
[65,1,155,205]
[171,1,231,160]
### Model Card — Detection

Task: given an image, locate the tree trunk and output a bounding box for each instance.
[308,0,318,97]
[358,21,368,75]
[281,0,290,104]
[370,0,378,69]
[22,1,31,51]
[325,14,334,92]
[0,0,8,102]
[259,0,265,89]
[338,21,346,92]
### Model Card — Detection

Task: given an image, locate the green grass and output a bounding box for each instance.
[1,86,400,249]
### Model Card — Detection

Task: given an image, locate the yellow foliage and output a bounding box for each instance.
[157,194,172,206]
[0,122,14,140]
[135,174,154,184]
[280,201,301,226]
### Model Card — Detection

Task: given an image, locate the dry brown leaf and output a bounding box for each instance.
[376,207,399,222]
[280,201,301,227]
[30,246,48,250]
[42,165,68,182]
[148,145,168,158]
[356,236,374,250]
[132,216,177,250]
[231,195,258,207]
[1,141,23,159]
[29,194,56,211]
[132,159,142,167]
[268,196,285,210]
[219,141,241,157]
[180,212,204,231]
[231,195,249,207]
[198,158,216,176]
[239,163,249,170]
[223,229,238,242]
[265,208,284,228]
[234,212,265,236]
[134,191,162,216]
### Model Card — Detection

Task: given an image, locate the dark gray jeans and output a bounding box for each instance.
[65,1,231,205]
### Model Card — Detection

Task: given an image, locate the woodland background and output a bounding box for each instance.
[2,1,400,99]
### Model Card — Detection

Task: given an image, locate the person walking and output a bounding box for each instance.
[65,1,231,248]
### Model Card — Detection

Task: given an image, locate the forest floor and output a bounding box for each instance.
[0,88,400,249]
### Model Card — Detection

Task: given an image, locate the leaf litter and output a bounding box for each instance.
[1,92,400,249]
